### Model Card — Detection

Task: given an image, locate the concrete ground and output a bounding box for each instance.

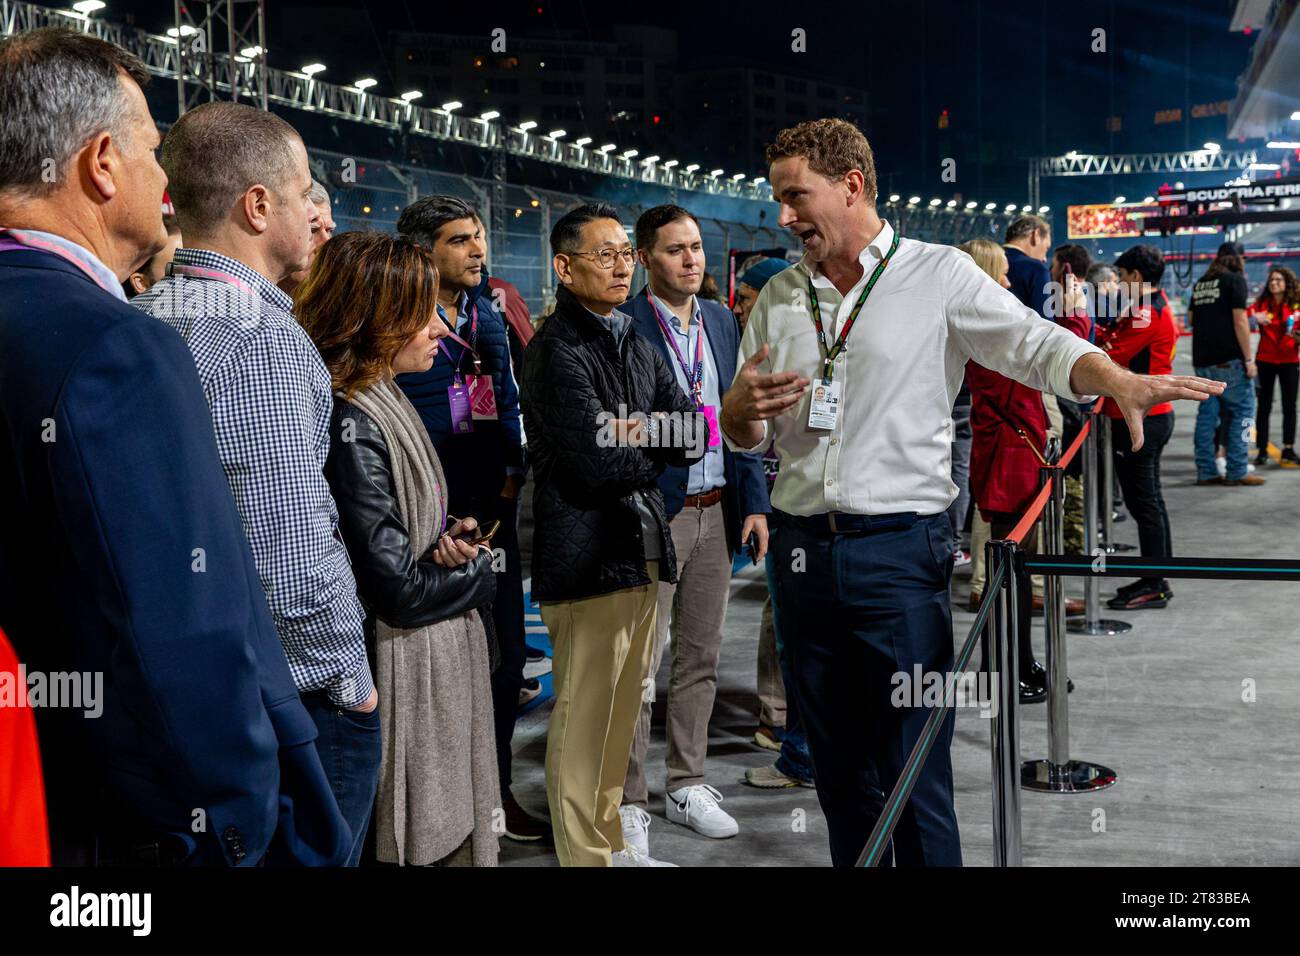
[502,347,1300,867]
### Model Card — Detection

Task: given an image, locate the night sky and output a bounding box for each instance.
[113,0,1256,209]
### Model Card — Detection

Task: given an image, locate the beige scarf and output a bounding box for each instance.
[345,378,499,867]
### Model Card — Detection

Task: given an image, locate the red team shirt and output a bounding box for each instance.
[1097,291,1177,418]
[1252,300,1300,365]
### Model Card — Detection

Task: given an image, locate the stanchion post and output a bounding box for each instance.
[1023,464,1119,795]
[1069,412,1133,636]
[987,539,1022,866]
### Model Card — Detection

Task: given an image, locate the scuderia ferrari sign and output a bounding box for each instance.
[1174,181,1300,203]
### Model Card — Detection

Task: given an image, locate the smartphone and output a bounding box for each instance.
[454,519,501,546]
[745,531,759,566]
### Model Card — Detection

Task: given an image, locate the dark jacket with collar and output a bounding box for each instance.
[624,289,770,552]
[322,396,497,644]
[397,272,523,513]
[1004,246,1052,321]
[520,286,705,603]
[0,247,349,867]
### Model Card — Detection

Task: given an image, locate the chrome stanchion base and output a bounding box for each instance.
[1021,759,1117,793]
[1067,617,1133,635]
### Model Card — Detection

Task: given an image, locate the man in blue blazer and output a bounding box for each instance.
[0,28,348,866]
[618,205,771,861]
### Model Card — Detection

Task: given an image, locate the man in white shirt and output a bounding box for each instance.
[720,118,1223,867]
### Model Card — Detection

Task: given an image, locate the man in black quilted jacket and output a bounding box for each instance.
[519,203,705,867]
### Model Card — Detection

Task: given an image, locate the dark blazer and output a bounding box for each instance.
[625,289,770,552]
[520,286,704,603]
[397,273,523,514]
[0,248,349,867]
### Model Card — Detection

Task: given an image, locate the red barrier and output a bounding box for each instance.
[1004,417,1092,545]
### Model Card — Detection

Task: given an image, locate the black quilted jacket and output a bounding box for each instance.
[521,286,704,602]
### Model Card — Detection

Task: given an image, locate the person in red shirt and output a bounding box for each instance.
[1097,245,1178,610]
[0,626,50,866]
[1250,267,1300,468]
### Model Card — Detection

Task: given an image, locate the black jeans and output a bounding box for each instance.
[1111,411,1174,587]
[469,492,527,792]
[1256,361,1299,449]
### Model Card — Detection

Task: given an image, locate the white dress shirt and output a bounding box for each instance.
[726,220,1105,517]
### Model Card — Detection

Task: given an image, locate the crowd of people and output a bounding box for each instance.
[3,28,1236,868]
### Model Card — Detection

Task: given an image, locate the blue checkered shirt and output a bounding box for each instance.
[133,248,373,707]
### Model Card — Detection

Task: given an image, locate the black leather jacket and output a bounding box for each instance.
[323,397,496,638]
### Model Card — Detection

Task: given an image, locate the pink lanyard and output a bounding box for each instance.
[168,262,262,297]
[442,303,481,378]
[0,230,121,297]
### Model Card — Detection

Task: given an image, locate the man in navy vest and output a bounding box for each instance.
[618,205,771,861]
[395,196,548,841]
[0,27,348,866]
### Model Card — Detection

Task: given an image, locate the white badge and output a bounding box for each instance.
[807,379,842,431]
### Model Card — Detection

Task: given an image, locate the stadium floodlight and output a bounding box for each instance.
[1021,204,1032,211]
[1203,141,1221,153]
[598,143,617,153]
[72,1,105,13]
[622,149,639,158]
[642,155,660,164]
[1065,149,1079,159]
[965,201,977,209]
[1038,205,1050,213]
[1249,162,1281,171]
[710,168,725,177]
[547,129,567,139]
[908,196,921,205]
[946,199,957,207]
[732,173,746,181]
[239,44,263,56]
[1113,196,1126,203]
[984,202,996,210]
[663,160,680,169]
[441,101,463,112]
[400,90,423,102]
[518,121,538,131]
[684,164,700,173]
[479,110,501,121]
[929,198,942,206]
[752,177,766,185]
[353,78,378,91]
[574,137,592,147]
[889,194,901,203]
[301,63,326,77]
[1005,203,1017,211]
[1293,111,1300,121]
[1267,141,1300,149]
[1143,196,1155,203]
[168,26,199,38]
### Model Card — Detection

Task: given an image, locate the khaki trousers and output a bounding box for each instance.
[541,562,658,867]
[756,595,786,728]
[624,502,731,806]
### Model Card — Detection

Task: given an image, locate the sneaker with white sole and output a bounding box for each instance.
[619,804,651,857]
[611,844,676,867]
[666,784,739,838]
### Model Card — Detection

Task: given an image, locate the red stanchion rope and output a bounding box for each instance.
[1004,417,1093,545]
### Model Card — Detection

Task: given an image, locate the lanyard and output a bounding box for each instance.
[0,229,124,299]
[441,302,480,378]
[806,230,900,383]
[650,297,706,407]
[168,261,263,298]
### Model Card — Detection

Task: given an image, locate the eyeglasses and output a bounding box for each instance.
[569,247,637,269]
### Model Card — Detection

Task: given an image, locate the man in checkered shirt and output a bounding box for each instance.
[133,102,378,867]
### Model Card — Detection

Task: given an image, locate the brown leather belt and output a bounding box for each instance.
[682,488,723,509]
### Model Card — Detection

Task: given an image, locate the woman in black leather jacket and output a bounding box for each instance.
[298,232,501,867]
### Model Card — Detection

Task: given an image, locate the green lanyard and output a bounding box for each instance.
[806,230,900,383]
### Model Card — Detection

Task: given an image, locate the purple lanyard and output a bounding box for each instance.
[651,298,706,407]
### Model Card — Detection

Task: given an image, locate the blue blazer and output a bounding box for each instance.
[625,289,770,553]
[398,270,524,513]
[0,249,349,866]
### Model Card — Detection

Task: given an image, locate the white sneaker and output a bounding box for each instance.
[611,844,677,867]
[666,784,739,838]
[619,804,651,857]
[1215,455,1227,477]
